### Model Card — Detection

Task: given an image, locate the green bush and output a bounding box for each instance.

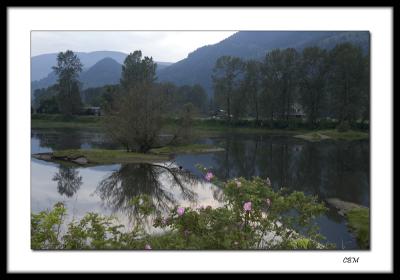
[336,121,351,132]
[32,175,333,250]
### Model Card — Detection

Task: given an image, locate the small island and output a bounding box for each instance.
[32,144,224,166]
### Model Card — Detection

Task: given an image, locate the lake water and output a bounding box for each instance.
[31,128,370,249]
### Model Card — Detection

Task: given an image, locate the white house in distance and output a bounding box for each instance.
[288,102,306,120]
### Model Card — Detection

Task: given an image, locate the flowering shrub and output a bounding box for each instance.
[31,176,333,250]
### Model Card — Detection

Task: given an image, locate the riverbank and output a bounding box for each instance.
[31,114,368,140]
[294,130,369,141]
[325,198,370,249]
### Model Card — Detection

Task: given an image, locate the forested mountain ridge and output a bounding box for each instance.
[156,31,370,96]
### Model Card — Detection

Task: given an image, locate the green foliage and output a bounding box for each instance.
[120,50,156,90]
[209,43,369,127]
[328,43,369,124]
[212,56,245,121]
[298,47,329,125]
[53,50,83,116]
[336,121,351,132]
[32,175,333,250]
[31,202,66,249]
[346,207,369,249]
[63,213,129,249]
[33,85,60,114]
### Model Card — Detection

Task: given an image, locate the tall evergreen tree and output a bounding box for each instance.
[52,50,83,116]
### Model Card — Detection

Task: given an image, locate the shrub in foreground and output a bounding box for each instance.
[32,174,334,250]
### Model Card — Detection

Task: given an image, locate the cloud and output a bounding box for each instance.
[31,31,237,62]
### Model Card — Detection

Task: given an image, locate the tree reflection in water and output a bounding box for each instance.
[96,163,200,226]
[52,166,83,197]
[210,134,369,206]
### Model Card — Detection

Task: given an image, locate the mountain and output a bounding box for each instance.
[79,57,122,88]
[31,50,173,82]
[31,55,174,96]
[31,51,127,81]
[31,58,122,94]
[157,31,370,96]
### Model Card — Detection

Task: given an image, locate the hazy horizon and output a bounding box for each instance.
[31,31,238,62]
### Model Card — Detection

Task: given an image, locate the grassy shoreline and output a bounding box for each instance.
[32,144,224,166]
[325,198,369,249]
[294,130,369,141]
[31,114,369,140]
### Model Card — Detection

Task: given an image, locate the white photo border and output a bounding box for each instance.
[7,7,393,273]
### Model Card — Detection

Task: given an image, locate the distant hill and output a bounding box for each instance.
[31,50,173,82]
[31,58,122,94]
[79,57,122,89]
[31,53,174,97]
[31,32,369,99]
[157,31,370,96]
[31,51,127,81]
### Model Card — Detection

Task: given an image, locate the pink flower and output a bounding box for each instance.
[145,244,152,250]
[266,177,271,186]
[243,201,252,212]
[177,207,185,216]
[205,171,214,181]
[266,198,271,207]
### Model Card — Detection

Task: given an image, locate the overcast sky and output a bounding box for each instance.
[31,31,237,62]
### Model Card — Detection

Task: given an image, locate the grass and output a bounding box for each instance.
[149,144,224,155]
[51,149,169,165]
[31,120,103,129]
[294,129,369,141]
[31,114,368,140]
[346,207,370,249]
[35,144,224,166]
[162,123,307,137]
[31,114,103,129]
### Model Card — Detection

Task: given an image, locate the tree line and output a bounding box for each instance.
[32,51,208,117]
[212,43,369,128]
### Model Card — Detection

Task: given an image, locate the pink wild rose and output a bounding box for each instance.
[243,201,252,212]
[145,244,152,250]
[205,171,214,181]
[177,207,185,216]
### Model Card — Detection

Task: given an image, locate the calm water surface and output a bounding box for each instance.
[31,128,369,249]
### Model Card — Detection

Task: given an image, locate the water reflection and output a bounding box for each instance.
[31,129,117,152]
[96,163,201,223]
[53,166,83,197]
[205,135,369,206]
[32,129,369,248]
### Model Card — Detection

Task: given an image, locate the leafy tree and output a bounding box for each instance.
[327,43,367,126]
[120,50,156,90]
[359,56,370,125]
[33,85,60,114]
[52,50,83,116]
[187,84,208,114]
[104,50,164,153]
[261,48,299,121]
[212,56,245,121]
[242,60,262,122]
[298,47,329,127]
